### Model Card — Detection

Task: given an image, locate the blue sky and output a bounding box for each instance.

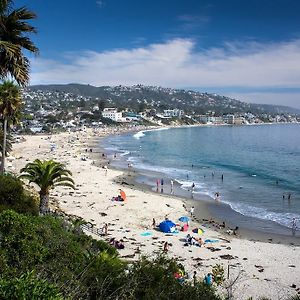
[19,0,300,108]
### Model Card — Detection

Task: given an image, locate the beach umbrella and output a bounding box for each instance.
[178,216,190,223]
[159,220,176,233]
[192,228,205,235]
[119,189,126,201]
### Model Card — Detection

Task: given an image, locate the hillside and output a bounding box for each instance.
[29,84,300,116]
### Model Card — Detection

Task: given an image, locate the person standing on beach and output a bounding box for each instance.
[292,218,297,235]
[163,241,169,253]
[193,271,197,286]
[170,179,174,194]
[102,223,108,236]
[190,206,195,216]
[221,174,224,181]
[156,179,160,189]
[191,182,195,193]
[152,218,156,228]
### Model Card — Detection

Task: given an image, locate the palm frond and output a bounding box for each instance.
[0,1,38,85]
[20,159,75,192]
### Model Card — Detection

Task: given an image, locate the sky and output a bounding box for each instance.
[18,0,300,109]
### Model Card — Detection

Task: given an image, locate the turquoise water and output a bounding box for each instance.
[103,124,300,230]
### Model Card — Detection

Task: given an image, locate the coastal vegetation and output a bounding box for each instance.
[0,190,298,299]
[0,0,39,85]
[0,0,38,171]
[20,159,75,214]
[0,174,38,215]
[0,209,220,299]
[0,80,22,173]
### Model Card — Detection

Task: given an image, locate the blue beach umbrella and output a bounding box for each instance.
[159,220,176,233]
[178,216,190,223]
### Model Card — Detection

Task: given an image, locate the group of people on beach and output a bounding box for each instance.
[185,234,205,247]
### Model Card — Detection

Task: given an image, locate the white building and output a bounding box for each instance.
[223,114,235,124]
[102,108,123,122]
[163,109,184,118]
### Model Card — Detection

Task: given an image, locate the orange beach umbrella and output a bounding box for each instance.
[120,189,126,201]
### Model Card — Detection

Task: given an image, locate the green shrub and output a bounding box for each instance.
[0,174,38,215]
[212,264,225,286]
[0,210,220,299]
[123,255,220,300]
[0,210,122,299]
[0,271,63,300]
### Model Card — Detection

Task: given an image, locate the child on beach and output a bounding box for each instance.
[190,206,195,216]
[204,273,213,286]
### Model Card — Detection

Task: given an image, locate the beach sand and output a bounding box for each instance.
[10,128,300,300]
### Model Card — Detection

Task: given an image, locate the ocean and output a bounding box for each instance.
[102,124,300,234]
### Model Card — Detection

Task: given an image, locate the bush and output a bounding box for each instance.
[0,210,122,299]
[122,255,220,300]
[0,210,221,299]
[0,174,39,215]
[0,271,63,300]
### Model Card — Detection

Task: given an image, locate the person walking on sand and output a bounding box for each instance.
[102,223,108,236]
[190,206,195,216]
[152,218,156,228]
[156,179,160,188]
[170,179,174,194]
[193,271,197,286]
[163,241,169,253]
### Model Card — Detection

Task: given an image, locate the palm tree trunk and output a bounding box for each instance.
[39,191,50,214]
[1,117,7,174]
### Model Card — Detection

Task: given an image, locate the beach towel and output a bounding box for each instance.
[140,231,152,237]
[205,239,219,243]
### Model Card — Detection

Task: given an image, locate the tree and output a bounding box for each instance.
[0,80,22,174]
[0,127,12,154]
[98,99,106,111]
[20,159,75,214]
[0,0,39,85]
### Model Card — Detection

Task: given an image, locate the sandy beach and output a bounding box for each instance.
[10,128,300,300]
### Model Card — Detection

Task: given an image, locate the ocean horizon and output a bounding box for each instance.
[103,123,300,234]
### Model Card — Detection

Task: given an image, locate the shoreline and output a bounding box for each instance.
[10,128,300,299]
[111,161,300,246]
[99,127,300,243]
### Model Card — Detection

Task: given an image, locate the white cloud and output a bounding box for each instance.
[30,38,300,107]
[96,0,104,8]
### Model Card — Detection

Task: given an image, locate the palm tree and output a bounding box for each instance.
[0,127,12,154]
[0,80,21,173]
[20,159,75,214]
[0,0,38,86]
